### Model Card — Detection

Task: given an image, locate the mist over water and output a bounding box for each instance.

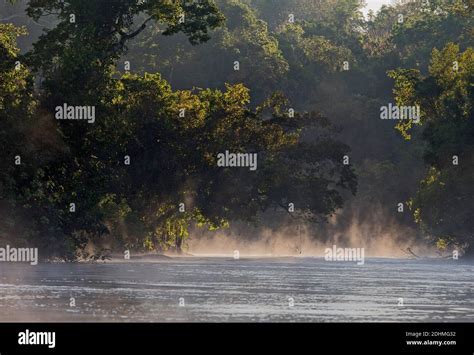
[187,214,435,258]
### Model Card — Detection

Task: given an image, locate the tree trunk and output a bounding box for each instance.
[175,236,183,254]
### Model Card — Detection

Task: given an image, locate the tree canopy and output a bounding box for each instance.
[0,0,473,259]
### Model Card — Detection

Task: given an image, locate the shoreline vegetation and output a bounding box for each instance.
[30,249,474,264]
[5,255,474,265]
[0,0,473,261]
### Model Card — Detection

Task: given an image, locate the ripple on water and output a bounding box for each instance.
[0,258,472,322]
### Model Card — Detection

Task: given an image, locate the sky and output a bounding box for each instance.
[364,0,393,14]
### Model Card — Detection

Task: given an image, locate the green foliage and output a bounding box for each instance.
[391,44,474,256]
[2,0,471,259]
[0,0,357,259]
[0,24,39,249]
[130,0,289,102]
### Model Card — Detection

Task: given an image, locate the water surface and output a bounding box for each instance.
[0,257,472,322]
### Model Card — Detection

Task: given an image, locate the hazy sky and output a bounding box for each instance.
[364,0,393,13]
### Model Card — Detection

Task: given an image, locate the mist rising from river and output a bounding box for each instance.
[188,213,436,258]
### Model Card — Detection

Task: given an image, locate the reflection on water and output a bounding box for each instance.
[0,257,472,322]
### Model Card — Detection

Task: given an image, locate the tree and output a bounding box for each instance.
[389,43,474,257]
[129,0,289,102]
[91,74,357,253]
[1,0,225,259]
[0,1,357,259]
[24,0,224,105]
[0,24,47,247]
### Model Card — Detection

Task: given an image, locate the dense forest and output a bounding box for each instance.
[0,0,472,260]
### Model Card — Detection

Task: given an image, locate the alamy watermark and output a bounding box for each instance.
[217,150,257,171]
[380,103,420,123]
[324,245,365,265]
[0,245,38,265]
[18,329,55,349]
[55,103,95,123]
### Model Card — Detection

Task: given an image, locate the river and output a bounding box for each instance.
[0,257,472,322]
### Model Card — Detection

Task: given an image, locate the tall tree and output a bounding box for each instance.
[0,1,357,259]
[389,43,474,257]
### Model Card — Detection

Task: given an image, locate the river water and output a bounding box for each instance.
[0,257,472,322]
